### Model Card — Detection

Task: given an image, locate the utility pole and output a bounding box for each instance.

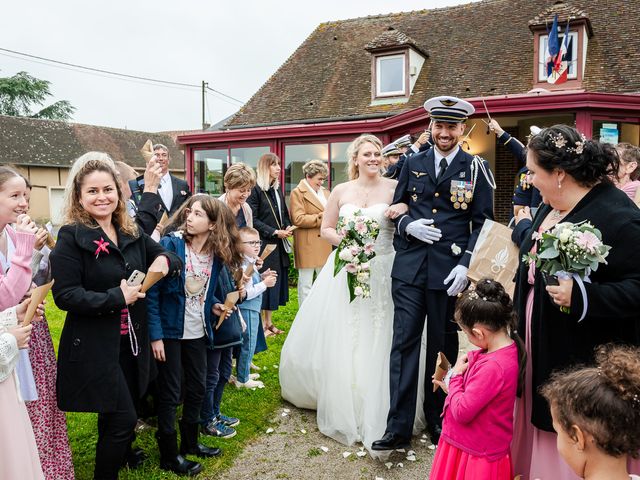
[201,81,208,130]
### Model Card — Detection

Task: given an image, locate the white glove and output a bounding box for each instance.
[406,219,442,244]
[444,265,469,296]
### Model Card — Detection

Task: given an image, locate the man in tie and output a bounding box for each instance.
[372,96,494,450]
[129,144,191,217]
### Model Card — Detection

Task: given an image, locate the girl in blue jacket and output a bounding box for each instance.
[147,196,243,476]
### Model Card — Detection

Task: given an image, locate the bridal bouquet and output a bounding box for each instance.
[334,210,380,302]
[524,220,611,313]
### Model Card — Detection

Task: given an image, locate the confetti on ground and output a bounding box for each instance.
[428,444,436,450]
[406,454,416,461]
[266,428,274,434]
[356,451,366,457]
[342,452,352,458]
[397,462,404,468]
[281,412,288,417]
[283,408,291,413]
[395,448,406,453]
[300,429,307,434]
[320,446,329,453]
[420,439,427,443]
[385,462,393,469]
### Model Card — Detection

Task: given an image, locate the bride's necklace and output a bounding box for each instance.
[358,180,380,208]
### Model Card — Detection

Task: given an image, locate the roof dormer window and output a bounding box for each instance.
[537,30,579,82]
[365,28,427,104]
[376,53,406,97]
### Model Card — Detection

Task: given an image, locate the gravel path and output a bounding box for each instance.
[217,402,435,480]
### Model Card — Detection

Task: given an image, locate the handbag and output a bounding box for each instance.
[467,219,519,298]
[263,189,292,254]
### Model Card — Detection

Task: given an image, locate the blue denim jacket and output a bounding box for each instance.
[147,233,222,346]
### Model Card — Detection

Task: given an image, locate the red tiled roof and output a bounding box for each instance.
[0,115,184,169]
[227,0,640,128]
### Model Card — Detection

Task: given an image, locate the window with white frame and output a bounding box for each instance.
[538,31,579,82]
[376,54,406,97]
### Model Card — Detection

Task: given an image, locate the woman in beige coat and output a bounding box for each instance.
[290,160,332,306]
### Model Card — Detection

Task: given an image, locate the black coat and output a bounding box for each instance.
[50,223,182,413]
[513,183,640,431]
[247,185,292,272]
[392,148,494,288]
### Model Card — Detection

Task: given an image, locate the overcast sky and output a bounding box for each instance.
[1,0,478,133]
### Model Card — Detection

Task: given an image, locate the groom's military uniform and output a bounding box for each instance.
[382,97,495,444]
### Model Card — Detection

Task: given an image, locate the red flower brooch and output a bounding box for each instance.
[93,237,110,259]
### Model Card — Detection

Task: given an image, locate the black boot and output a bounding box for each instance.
[179,420,222,458]
[156,430,203,476]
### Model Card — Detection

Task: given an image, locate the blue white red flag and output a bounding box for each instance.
[545,15,560,78]
[547,16,572,84]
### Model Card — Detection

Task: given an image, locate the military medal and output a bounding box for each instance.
[453,202,461,209]
[450,195,457,202]
[460,202,468,210]
[411,193,418,202]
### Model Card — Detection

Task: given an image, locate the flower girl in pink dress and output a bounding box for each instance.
[430,279,525,480]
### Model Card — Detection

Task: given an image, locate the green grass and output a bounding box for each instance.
[46,290,298,479]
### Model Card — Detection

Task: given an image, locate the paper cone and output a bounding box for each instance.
[157,212,169,228]
[244,263,255,277]
[260,243,277,261]
[215,291,240,330]
[432,351,451,392]
[141,270,165,293]
[23,280,54,326]
[140,139,154,162]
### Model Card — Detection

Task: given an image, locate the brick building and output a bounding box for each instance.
[178,0,640,223]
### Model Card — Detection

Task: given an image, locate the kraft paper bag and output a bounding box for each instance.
[140,139,154,162]
[467,219,519,298]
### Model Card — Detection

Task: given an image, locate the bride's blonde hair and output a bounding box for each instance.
[346,134,383,180]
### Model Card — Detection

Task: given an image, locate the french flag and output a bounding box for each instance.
[547,16,572,84]
[545,15,560,80]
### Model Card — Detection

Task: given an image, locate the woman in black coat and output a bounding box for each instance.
[50,154,181,480]
[247,153,293,336]
[510,125,640,479]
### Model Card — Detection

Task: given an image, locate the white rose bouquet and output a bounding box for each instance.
[524,220,611,313]
[334,210,380,302]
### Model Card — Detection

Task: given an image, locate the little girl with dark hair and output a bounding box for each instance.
[542,344,640,480]
[429,278,525,480]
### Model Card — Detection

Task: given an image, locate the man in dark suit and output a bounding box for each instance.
[129,144,191,217]
[373,96,495,450]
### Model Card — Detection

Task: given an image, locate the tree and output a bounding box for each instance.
[0,71,75,121]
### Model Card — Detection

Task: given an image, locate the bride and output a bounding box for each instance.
[279,134,425,456]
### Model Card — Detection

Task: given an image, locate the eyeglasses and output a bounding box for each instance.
[243,241,262,247]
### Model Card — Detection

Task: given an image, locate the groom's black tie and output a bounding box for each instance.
[437,157,448,179]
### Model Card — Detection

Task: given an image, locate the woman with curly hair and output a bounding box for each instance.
[50,153,182,480]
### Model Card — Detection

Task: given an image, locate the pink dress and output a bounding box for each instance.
[25,248,74,480]
[511,232,640,479]
[0,228,43,479]
[430,344,518,480]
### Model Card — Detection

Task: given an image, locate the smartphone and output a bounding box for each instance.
[543,272,559,286]
[126,270,146,287]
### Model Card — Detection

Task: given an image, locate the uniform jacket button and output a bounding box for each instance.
[432,208,437,214]
[434,192,440,198]
[73,338,81,347]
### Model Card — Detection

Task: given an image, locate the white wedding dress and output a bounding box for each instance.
[279,203,426,456]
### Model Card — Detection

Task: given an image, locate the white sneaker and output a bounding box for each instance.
[228,375,238,386]
[236,379,265,389]
[249,373,261,380]
[250,363,261,371]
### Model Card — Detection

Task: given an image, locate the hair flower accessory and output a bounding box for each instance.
[93,237,110,259]
[550,132,567,149]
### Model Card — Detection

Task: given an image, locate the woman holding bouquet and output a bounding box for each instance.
[279,134,424,456]
[511,125,640,479]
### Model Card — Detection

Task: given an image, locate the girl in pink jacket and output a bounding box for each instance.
[430,279,525,480]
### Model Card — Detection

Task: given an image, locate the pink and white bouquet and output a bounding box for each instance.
[525,220,610,314]
[334,210,380,302]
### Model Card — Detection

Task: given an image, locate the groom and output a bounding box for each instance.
[372,96,494,449]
